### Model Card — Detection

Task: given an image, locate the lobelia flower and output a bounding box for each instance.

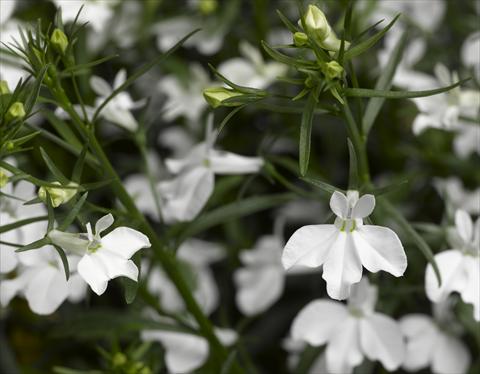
[0,246,87,315]
[425,210,480,321]
[400,299,471,374]
[282,190,407,300]
[434,177,480,215]
[158,120,264,223]
[90,69,146,132]
[290,277,405,374]
[461,31,480,80]
[218,41,287,89]
[48,214,151,295]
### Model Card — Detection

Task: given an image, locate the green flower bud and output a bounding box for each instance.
[304,76,315,88]
[198,0,218,15]
[51,28,69,54]
[112,352,127,367]
[203,87,243,108]
[0,169,8,188]
[303,5,331,41]
[321,61,344,80]
[38,182,78,208]
[5,102,26,122]
[0,80,10,95]
[293,32,308,47]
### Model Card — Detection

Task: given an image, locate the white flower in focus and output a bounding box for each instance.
[434,177,480,215]
[90,69,146,131]
[425,210,480,321]
[0,247,87,315]
[218,41,287,89]
[400,300,471,374]
[48,214,151,295]
[146,239,224,315]
[282,190,407,300]
[157,64,211,123]
[158,121,264,223]
[291,277,405,373]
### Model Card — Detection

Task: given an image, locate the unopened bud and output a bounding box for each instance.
[321,61,344,80]
[0,80,10,95]
[293,32,308,47]
[198,0,218,15]
[38,181,78,208]
[50,28,69,54]
[0,169,8,188]
[203,87,243,108]
[5,102,26,122]
[112,352,127,367]
[303,5,331,41]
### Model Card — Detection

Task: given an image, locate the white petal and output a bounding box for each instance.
[455,210,473,243]
[48,230,89,255]
[193,267,220,315]
[325,316,363,373]
[291,299,348,346]
[164,143,207,174]
[330,191,348,219]
[215,328,237,346]
[67,273,88,303]
[101,227,150,259]
[0,245,18,274]
[353,225,407,277]
[93,250,139,281]
[282,224,338,270]
[25,266,68,315]
[0,272,31,307]
[90,76,112,97]
[431,333,471,374]
[209,150,263,174]
[322,233,363,300]
[425,250,466,303]
[77,254,109,295]
[360,313,405,371]
[95,213,114,236]
[234,265,285,315]
[399,314,437,371]
[113,69,127,89]
[177,239,225,267]
[462,256,480,321]
[351,194,375,219]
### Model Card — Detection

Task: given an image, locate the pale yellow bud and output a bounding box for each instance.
[304,5,331,41]
[203,87,243,108]
[321,61,344,80]
[5,102,26,123]
[38,182,78,208]
[0,80,10,95]
[50,28,69,54]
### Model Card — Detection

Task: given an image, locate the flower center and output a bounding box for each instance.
[335,217,358,233]
[88,239,102,253]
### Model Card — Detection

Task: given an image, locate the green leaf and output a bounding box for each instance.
[344,79,467,99]
[40,147,70,184]
[60,54,118,76]
[218,105,247,135]
[24,64,49,113]
[261,41,317,69]
[53,244,70,281]
[93,29,200,122]
[276,9,299,33]
[299,92,316,176]
[46,190,55,231]
[42,109,83,149]
[71,145,88,183]
[343,14,400,62]
[9,131,41,147]
[121,253,140,304]
[367,179,409,196]
[0,216,47,234]
[363,31,408,134]
[15,237,52,253]
[58,192,88,231]
[208,63,266,95]
[347,138,358,189]
[301,177,340,195]
[378,198,442,285]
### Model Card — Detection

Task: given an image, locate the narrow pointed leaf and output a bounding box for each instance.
[301,177,341,195]
[208,63,266,94]
[347,138,358,189]
[58,192,88,231]
[40,147,70,184]
[53,244,70,281]
[299,92,316,176]
[261,41,317,69]
[15,237,52,252]
[71,145,88,183]
[276,9,299,33]
[0,216,47,234]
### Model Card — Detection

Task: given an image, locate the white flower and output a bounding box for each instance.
[218,41,287,89]
[282,338,329,374]
[146,239,224,315]
[434,177,480,215]
[141,318,237,373]
[234,235,285,315]
[48,214,151,295]
[461,31,480,80]
[90,69,146,131]
[0,246,87,315]
[291,277,404,373]
[158,121,263,223]
[157,64,211,123]
[282,190,407,300]
[400,300,471,374]
[124,174,161,221]
[425,210,480,321]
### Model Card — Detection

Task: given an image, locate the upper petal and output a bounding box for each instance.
[95,213,114,237]
[209,150,264,175]
[360,313,405,371]
[455,210,473,244]
[101,227,151,259]
[90,76,112,97]
[431,333,471,374]
[330,191,348,219]
[353,225,407,277]
[291,299,348,346]
[282,224,338,270]
[351,194,375,219]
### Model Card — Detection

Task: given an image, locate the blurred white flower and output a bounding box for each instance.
[218,41,287,89]
[90,69,146,131]
[282,190,407,300]
[461,31,480,80]
[157,64,211,123]
[291,277,405,373]
[434,177,480,215]
[282,338,329,374]
[48,214,151,295]
[158,120,263,223]
[425,210,480,321]
[400,300,471,374]
[146,239,224,315]
[0,246,86,315]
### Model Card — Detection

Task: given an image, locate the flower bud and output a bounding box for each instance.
[5,102,26,122]
[50,28,69,54]
[0,169,8,188]
[203,87,243,108]
[0,80,10,95]
[293,32,308,47]
[303,5,331,41]
[321,61,344,80]
[112,352,127,367]
[198,0,218,15]
[38,181,78,208]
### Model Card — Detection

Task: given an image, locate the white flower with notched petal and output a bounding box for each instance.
[434,177,480,215]
[282,190,407,300]
[400,300,471,374]
[425,210,480,321]
[291,277,405,374]
[158,122,263,223]
[0,246,87,315]
[48,214,151,295]
[90,69,146,132]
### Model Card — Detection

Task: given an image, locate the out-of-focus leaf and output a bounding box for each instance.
[208,63,266,95]
[347,138,359,189]
[261,41,317,69]
[299,92,316,176]
[0,216,47,234]
[40,147,70,184]
[301,177,340,195]
[58,192,88,231]
[276,9,299,33]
